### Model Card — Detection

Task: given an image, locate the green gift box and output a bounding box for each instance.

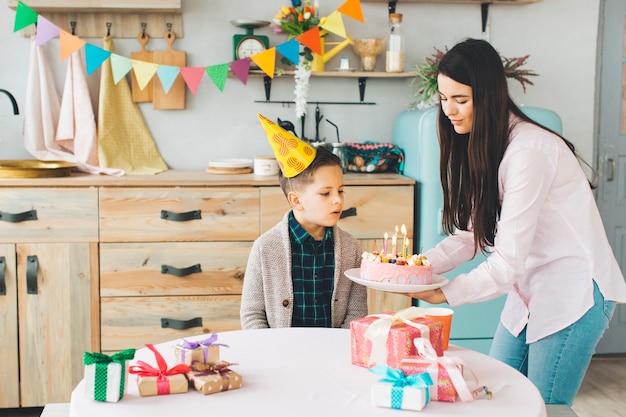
[83,349,136,402]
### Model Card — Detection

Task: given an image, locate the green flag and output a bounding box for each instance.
[14,1,39,32]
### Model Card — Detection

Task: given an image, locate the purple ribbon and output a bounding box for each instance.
[178,334,229,363]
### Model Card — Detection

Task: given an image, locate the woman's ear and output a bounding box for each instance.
[287,191,301,210]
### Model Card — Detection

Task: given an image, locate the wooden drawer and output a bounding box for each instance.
[0,188,98,243]
[100,295,242,351]
[99,187,260,242]
[100,242,249,296]
[260,185,414,239]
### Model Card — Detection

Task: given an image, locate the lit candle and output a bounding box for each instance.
[391,234,397,257]
[404,237,410,258]
[400,224,407,257]
[383,232,388,255]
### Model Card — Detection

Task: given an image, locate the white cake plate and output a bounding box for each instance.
[344,268,449,293]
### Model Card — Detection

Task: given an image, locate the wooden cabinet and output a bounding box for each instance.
[0,189,98,407]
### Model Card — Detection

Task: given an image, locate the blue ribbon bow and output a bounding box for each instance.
[370,365,433,409]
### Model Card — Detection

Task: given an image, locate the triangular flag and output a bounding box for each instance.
[276,39,300,65]
[84,44,112,75]
[131,60,160,91]
[156,65,180,94]
[59,30,86,62]
[250,48,276,79]
[35,16,60,46]
[110,54,133,84]
[180,67,206,95]
[337,0,364,23]
[296,27,322,55]
[230,59,251,85]
[13,1,38,32]
[320,11,348,39]
[206,63,230,92]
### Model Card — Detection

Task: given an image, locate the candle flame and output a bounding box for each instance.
[401,224,407,236]
[384,232,388,239]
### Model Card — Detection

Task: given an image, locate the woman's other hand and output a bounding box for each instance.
[406,287,447,304]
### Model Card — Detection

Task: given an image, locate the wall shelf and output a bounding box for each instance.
[7,0,183,38]
[361,0,542,3]
[245,70,417,103]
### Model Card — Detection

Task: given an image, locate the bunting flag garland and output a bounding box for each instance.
[11,0,364,96]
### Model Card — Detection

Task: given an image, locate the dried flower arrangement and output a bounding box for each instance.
[409,46,539,110]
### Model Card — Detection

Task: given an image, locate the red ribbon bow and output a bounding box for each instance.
[129,344,191,395]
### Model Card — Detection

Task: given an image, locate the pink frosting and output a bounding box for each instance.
[361,259,432,285]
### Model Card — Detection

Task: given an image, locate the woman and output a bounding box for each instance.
[408,38,626,405]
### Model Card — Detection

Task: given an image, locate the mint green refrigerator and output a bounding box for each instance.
[393,106,563,354]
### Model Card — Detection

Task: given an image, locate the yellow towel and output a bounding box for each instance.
[97,36,168,175]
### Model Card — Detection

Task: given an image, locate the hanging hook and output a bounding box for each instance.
[166,22,173,38]
[141,22,147,39]
[106,22,112,37]
[69,21,76,36]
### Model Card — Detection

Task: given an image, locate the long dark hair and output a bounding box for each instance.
[436,38,584,254]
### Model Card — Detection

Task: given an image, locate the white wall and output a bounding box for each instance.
[0,0,599,169]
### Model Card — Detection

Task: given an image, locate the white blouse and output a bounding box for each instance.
[426,117,626,343]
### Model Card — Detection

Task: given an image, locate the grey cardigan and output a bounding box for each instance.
[240,211,368,329]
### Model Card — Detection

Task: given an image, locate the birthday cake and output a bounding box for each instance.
[360,251,432,285]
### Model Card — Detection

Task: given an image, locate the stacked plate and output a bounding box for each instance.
[206,158,253,174]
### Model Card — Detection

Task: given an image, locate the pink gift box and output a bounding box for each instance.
[350,308,444,368]
[399,338,480,402]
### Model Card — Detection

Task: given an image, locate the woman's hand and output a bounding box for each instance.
[406,287,448,304]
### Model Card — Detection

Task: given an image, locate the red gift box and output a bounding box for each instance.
[400,338,481,402]
[350,307,444,368]
[129,344,191,397]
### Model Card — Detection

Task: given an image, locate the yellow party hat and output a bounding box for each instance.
[258,114,316,178]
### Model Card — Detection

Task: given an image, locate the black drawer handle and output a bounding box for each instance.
[160,210,201,222]
[0,209,38,223]
[26,255,38,294]
[340,207,357,219]
[161,264,202,277]
[161,317,203,330]
[0,256,6,296]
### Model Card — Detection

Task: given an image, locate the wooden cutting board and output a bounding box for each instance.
[130,33,153,103]
[152,30,186,110]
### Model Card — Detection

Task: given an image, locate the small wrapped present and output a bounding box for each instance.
[129,344,191,397]
[173,333,229,366]
[187,361,243,395]
[83,348,136,402]
[400,338,481,402]
[370,365,433,411]
[351,307,444,368]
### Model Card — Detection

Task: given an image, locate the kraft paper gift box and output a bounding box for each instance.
[400,338,481,402]
[129,344,191,397]
[173,333,228,366]
[370,365,433,411]
[83,349,136,402]
[187,361,243,395]
[351,307,444,368]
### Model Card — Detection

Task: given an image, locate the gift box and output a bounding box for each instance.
[129,344,191,397]
[173,333,228,366]
[400,338,480,402]
[187,361,243,395]
[351,307,444,368]
[83,349,136,402]
[370,365,433,411]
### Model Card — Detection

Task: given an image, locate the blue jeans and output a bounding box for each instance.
[489,281,615,405]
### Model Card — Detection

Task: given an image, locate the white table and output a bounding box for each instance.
[69,328,547,417]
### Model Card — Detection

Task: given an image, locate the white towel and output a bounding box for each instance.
[23,36,123,176]
[56,49,123,176]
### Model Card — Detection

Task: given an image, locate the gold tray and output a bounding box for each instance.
[0,160,76,178]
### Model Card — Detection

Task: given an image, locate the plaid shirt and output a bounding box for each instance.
[288,212,335,327]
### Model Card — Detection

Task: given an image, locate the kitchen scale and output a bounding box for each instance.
[231,19,270,62]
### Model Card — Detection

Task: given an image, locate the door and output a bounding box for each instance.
[0,244,19,408]
[595,0,626,354]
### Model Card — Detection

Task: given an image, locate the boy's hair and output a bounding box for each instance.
[278,145,342,197]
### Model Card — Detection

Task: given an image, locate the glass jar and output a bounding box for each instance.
[385,13,405,73]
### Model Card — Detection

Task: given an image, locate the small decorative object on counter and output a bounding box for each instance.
[173,333,229,366]
[187,361,243,395]
[400,338,484,402]
[370,365,433,411]
[353,38,385,71]
[385,13,405,73]
[351,307,444,369]
[83,348,136,402]
[129,344,191,397]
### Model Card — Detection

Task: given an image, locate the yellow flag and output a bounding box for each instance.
[131,60,160,91]
[320,11,348,39]
[250,48,276,78]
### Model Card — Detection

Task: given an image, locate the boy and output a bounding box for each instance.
[240,115,368,329]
